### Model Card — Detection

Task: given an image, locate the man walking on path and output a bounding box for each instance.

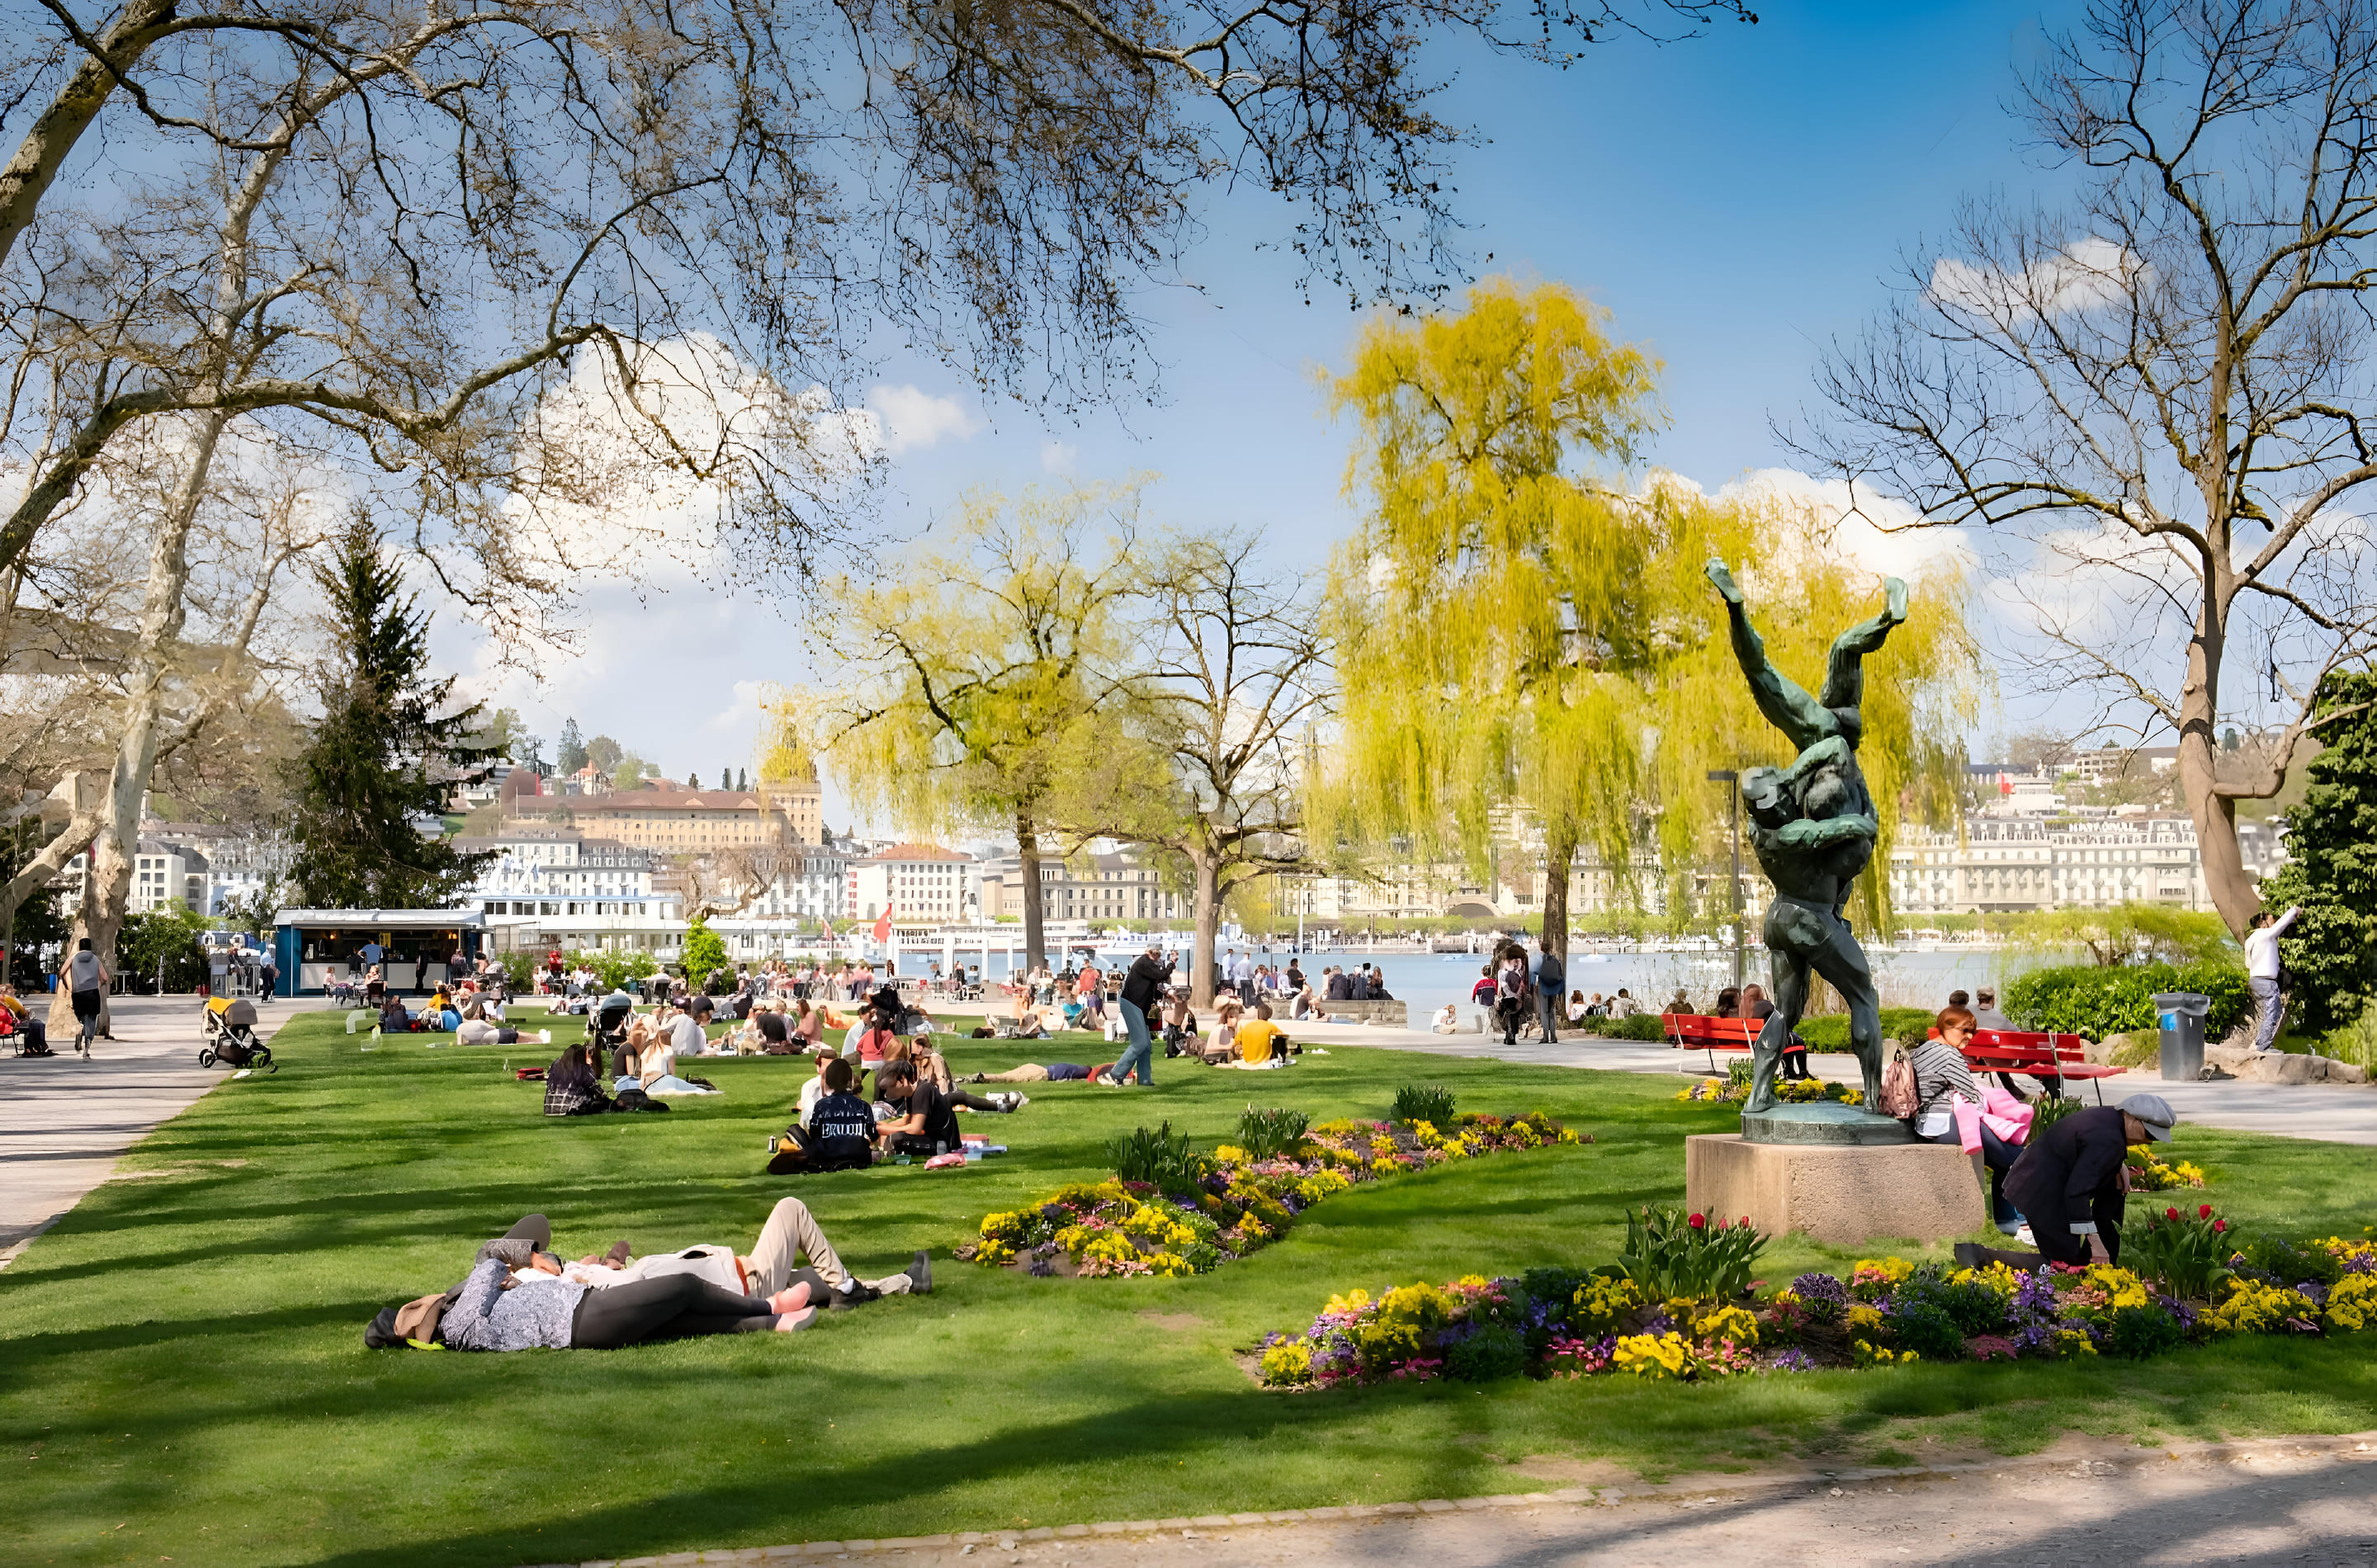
[64,938,107,1059]
[1532,937,1565,1044]
[2245,906,2299,1052]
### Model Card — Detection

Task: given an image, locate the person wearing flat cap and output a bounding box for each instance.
[1956,1093,2177,1273]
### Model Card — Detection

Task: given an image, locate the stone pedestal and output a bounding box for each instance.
[1685,1134,1985,1247]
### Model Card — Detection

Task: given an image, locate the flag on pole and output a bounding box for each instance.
[872,908,892,945]
[819,918,834,941]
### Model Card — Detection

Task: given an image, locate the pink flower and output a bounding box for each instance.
[2213,1219,2228,1233]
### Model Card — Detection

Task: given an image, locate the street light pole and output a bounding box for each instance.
[1706,770,1743,993]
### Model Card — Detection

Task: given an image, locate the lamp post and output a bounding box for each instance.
[1705,770,1744,993]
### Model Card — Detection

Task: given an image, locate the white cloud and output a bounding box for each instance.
[866,384,981,456]
[710,678,767,732]
[1720,468,1973,580]
[1040,440,1080,475]
[1927,236,2138,322]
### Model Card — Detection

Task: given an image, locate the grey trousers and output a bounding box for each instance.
[2250,977,2285,1052]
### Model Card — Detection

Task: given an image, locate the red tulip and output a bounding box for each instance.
[2213,1219,2228,1233]
[1689,1212,1707,1229]
[1740,1216,1751,1228]
[2166,1207,2181,1221]
[2199,1203,2213,1220]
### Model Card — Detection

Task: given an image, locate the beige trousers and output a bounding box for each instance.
[743,1197,913,1296]
[980,1063,1051,1082]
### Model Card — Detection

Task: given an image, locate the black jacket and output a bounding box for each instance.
[1326,972,1353,1000]
[2004,1104,2130,1235]
[1120,954,1168,1012]
[806,1089,878,1165]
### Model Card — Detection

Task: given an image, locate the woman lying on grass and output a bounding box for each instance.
[366,1200,932,1350]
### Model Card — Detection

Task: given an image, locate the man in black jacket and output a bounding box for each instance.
[1956,1093,2176,1270]
[768,1057,877,1173]
[1112,945,1168,1087]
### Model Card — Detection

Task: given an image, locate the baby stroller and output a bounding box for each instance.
[199,996,276,1072]
[589,992,636,1078]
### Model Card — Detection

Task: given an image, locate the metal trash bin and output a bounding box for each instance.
[2152,991,2209,1082]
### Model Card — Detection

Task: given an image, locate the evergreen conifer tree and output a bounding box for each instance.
[286,513,497,908]
[2261,670,2377,1035]
[689,771,703,790]
[555,719,588,776]
[736,767,749,791]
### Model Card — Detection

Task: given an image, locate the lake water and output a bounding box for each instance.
[888,942,2032,1017]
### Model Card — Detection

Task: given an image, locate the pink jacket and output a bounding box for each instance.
[1952,1083,2034,1153]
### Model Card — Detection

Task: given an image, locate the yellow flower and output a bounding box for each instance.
[2208,1278,2308,1336]
[1212,1144,1248,1164]
[2053,1327,2097,1358]
[1846,1304,1887,1336]
[1690,1304,1760,1348]
[2323,1273,2377,1333]
[1613,1331,1694,1380]
[1259,1340,1314,1385]
[972,1237,1017,1266]
[1324,1287,1373,1316]
[2079,1263,2151,1311]
[1852,1338,1914,1366]
[1569,1276,1642,1332]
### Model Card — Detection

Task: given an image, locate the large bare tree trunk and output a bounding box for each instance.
[0,0,182,276]
[46,410,230,1034]
[1539,819,1576,963]
[1017,810,1047,972]
[1189,850,1220,1007]
[2177,608,2257,937]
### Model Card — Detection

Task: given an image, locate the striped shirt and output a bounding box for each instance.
[1909,1037,1981,1128]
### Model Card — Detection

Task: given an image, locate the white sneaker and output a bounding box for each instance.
[999,1092,1028,1111]
[2015,1223,2036,1246]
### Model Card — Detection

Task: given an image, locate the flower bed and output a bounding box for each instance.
[956,1112,1588,1279]
[1675,1074,1863,1107]
[1255,1208,2375,1387]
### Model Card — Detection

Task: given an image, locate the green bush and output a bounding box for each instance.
[1887,1300,1967,1362]
[1444,1324,1529,1383]
[1236,1106,1311,1160]
[1106,1122,1204,1193]
[1794,1008,1938,1049]
[1392,1084,1457,1126]
[680,918,731,992]
[1582,1013,1669,1041]
[2001,961,2248,1041]
[120,904,210,992]
[2105,1303,2186,1361]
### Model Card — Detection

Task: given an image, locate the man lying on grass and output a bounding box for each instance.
[366,1199,932,1351]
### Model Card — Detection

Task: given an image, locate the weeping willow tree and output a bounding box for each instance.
[1320,278,1981,953]
[809,484,1141,967]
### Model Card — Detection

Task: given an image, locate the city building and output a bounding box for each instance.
[565,784,796,853]
[1889,813,2226,915]
[977,851,1184,925]
[450,824,668,919]
[848,843,976,923]
[740,834,853,924]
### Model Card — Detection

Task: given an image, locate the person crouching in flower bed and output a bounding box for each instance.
[1957,1093,2177,1273]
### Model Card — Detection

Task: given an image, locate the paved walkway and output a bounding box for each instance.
[1281,1018,2377,1145]
[0,992,305,1267]
[615,1429,2377,1568]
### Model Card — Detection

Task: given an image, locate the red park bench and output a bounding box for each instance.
[1959,1027,2126,1102]
[1662,1013,1761,1074]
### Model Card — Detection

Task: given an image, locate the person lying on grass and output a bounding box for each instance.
[963,1060,1096,1084]
[366,1201,932,1350]
[873,1059,1023,1157]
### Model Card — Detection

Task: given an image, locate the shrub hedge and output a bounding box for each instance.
[2002,961,2249,1041]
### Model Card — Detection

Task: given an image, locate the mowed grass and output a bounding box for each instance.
[4,1008,2377,1568]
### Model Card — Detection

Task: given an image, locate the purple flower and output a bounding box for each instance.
[2293,1281,2330,1307]
[1789,1272,1849,1313]
[1769,1348,1816,1372]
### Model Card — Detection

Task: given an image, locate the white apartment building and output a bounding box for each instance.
[743,837,853,924]
[64,824,281,917]
[1891,814,2223,915]
[848,843,976,923]
[979,852,1184,925]
[451,825,666,918]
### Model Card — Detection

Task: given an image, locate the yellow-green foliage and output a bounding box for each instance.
[1317,276,1983,931]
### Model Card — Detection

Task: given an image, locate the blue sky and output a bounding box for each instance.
[456,2,2078,820]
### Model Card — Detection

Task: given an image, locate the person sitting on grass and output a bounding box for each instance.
[544,1044,616,1116]
[1199,999,1243,1065]
[769,1056,880,1174]
[1235,1002,1290,1065]
[1430,1003,1461,1034]
[965,1059,1094,1084]
[1955,1093,2178,1273]
[872,1059,1022,1157]
[377,994,417,1033]
[617,1015,721,1097]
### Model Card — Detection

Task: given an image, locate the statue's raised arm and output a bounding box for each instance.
[1705,558,1836,752]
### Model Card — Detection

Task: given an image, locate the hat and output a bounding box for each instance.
[2120,1093,2176,1142]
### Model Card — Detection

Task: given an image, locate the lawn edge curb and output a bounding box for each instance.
[560,1429,2377,1568]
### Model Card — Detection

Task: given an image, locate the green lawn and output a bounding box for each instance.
[5,1008,2376,1568]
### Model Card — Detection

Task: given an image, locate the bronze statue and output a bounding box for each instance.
[1705,559,1907,1115]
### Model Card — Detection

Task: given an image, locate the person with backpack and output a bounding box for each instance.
[768,1056,878,1174]
[1531,937,1565,1044]
[64,937,107,1057]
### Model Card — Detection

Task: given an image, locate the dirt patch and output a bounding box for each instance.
[1139,1311,1203,1330]
[1506,1453,1637,1486]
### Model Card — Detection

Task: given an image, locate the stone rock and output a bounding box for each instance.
[1685,1134,1983,1247]
[2243,1051,2317,1084]
[1739,1102,1914,1146]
